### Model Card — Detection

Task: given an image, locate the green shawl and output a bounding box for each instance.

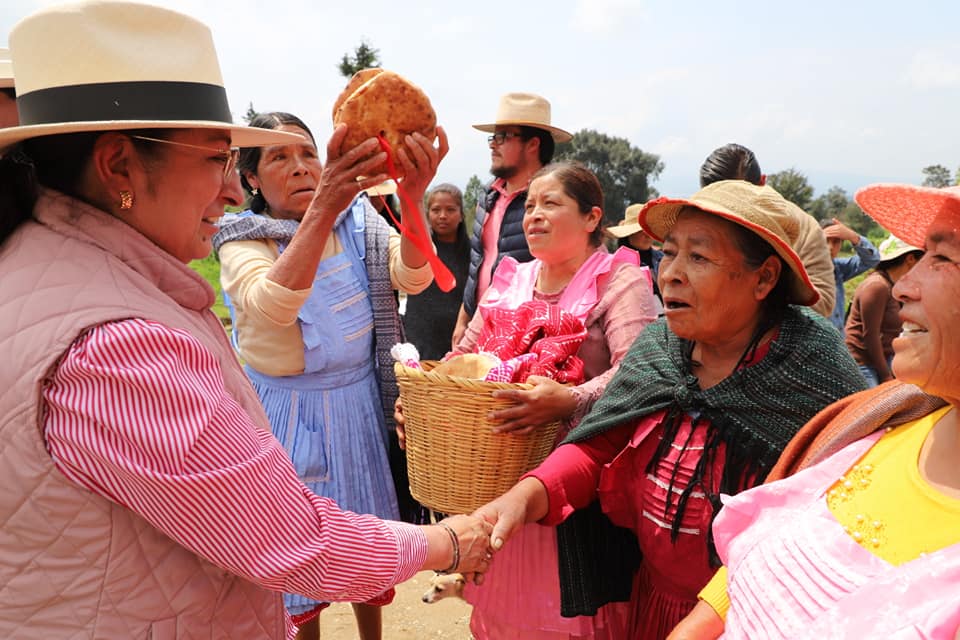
[555,306,867,617]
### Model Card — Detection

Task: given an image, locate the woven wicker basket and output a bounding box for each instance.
[394,361,560,514]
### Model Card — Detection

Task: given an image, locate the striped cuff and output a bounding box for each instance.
[385,521,429,583]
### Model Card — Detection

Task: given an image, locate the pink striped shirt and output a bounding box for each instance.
[42,317,427,631]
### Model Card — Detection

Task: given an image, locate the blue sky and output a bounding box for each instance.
[4,0,960,210]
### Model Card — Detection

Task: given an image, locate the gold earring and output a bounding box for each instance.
[119,190,134,210]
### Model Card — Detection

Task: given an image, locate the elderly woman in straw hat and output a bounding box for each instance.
[0,2,492,638]
[607,202,664,299]
[668,184,960,639]
[474,180,866,639]
[698,143,837,320]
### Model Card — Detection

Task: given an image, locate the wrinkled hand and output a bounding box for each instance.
[472,476,545,554]
[822,218,859,243]
[393,397,406,450]
[396,126,449,205]
[439,514,494,582]
[304,124,387,225]
[488,376,577,435]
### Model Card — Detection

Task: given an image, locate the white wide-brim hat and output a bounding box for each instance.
[877,234,923,263]
[0,0,301,149]
[472,92,573,143]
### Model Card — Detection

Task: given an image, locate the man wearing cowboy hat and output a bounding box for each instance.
[0,48,18,128]
[451,92,572,346]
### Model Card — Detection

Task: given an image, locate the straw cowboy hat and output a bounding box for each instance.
[0,48,13,90]
[0,0,301,150]
[606,203,648,239]
[473,92,573,143]
[855,183,960,249]
[639,180,818,306]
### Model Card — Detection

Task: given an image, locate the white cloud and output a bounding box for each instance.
[905,49,960,89]
[651,136,691,155]
[570,0,644,35]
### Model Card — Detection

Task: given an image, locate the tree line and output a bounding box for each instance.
[254,40,946,246]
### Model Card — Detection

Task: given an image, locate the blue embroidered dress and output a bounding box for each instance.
[223,207,400,615]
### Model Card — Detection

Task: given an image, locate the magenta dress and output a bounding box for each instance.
[532,410,728,640]
[526,337,778,640]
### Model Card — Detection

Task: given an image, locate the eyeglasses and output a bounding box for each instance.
[129,135,240,179]
[487,131,525,146]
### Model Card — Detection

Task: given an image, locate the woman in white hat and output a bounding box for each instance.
[474,180,866,640]
[668,185,960,638]
[844,235,923,387]
[0,2,491,638]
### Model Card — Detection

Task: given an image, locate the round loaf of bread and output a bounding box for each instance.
[432,353,500,379]
[331,68,384,122]
[333,69,437,177]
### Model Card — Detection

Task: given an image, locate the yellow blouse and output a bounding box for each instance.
[700,405,960,619]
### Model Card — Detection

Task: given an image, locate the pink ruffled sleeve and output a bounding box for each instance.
[567,262,658,426]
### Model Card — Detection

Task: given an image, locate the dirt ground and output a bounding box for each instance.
[318,571,473,639]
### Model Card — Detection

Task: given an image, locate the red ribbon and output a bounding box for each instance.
[375,135,456,292]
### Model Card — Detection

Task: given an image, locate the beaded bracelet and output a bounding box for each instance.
[437,521,460,574]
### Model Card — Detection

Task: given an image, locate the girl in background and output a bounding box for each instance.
[402,183,471,360]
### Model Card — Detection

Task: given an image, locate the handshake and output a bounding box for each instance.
[424,477,545,585]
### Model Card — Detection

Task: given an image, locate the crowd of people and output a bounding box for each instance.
[0,2,957,639]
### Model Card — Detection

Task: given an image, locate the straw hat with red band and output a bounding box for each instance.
[0,0,301,150]
[639,180,819,306]
[855,183,960,249]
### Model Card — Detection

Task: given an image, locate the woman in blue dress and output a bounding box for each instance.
[213,112,446,640]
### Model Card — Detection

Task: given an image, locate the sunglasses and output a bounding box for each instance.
[130,135,240,179]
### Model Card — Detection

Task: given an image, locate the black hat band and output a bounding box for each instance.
[17,81,233,126]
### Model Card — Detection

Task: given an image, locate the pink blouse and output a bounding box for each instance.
[456,248,659,426]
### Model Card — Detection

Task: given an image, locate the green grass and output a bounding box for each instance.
[189,253,230,328]
[838,243,873,318]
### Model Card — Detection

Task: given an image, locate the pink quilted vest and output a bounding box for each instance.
[0,191,287,638]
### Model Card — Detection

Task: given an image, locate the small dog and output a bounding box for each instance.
[421,572,466,603]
